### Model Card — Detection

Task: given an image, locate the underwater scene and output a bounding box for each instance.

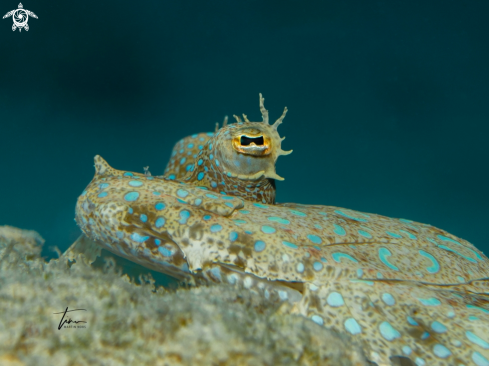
[1,1,489,365]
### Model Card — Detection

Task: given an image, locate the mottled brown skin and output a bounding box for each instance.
[74,95,489,366]
[163,94,291,204]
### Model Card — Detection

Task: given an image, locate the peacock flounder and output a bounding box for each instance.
[75,95,489,366]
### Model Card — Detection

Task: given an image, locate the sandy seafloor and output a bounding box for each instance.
[0,225,369,366]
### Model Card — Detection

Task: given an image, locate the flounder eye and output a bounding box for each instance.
[241,135,264,146]
[232,133,272,156]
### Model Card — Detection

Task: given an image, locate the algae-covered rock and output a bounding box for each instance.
[0,226,367,366]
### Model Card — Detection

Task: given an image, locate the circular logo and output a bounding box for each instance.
[12,9,27,27]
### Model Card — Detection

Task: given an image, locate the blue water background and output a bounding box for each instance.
[0,0,487,260]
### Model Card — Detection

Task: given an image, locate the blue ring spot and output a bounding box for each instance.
[124,192,140,202]
[466,331,489,349]
[229,232,238,241]
[382,293,396,306]
[168,174,176,180]
[155,202,165,210]
[437,234,461,245]
[438,244,477,263]
[155,217,165,228]
[307,234,322,244]
[129,180,143,187]
[158,246,173,257]
[418,250,440,273]
[289,209,307,217]
[180,157,186,165]
[386,231,402,238]
[177,189,189,198]
[215,159,220,166]
[407,316,419,326]
[400,230,417,239]
[333,224,346,236]
[206,193,218,199]
[418,297,442,306]
[473,352,489,366]
[198,159,203,166]
[433,344,451,359]
[311,315,324,326]
[187,143,194,148]
[99,183,110,189]
[254,203,268,209]
[210,224,222,233]
[282,241,298,249]
[131,233,149,243]
[313,261,323,271]
[140,214,147,223]
[203,215,212,221]
[327,292,345,307]
[123,172,134,177]
[179,210,190,224]
[332,252,358,263]
[378,247,399,271]
[431,321,447,333]
[211,181,217,188]
[155,239,161,245]
[344,318,362,335]
[379,321,401,341]
[334,210,367,222]
[98,191,108,198]
[358,230,372,239]
[153,191,161,196]
[197,172,205,181]
[261,225,276,234]
[128,208,133,214]
[467,305,489,314]
[254,240,266,252]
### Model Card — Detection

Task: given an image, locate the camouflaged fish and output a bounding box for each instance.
[163,94,291,205]
[75,95,489,366]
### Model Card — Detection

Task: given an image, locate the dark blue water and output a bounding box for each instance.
[1,0,488,258]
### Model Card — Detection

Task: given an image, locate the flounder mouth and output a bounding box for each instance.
[232,133,272,156]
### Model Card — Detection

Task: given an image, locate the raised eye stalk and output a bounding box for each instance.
[232,133,272,156]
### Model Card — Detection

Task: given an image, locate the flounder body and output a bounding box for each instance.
[75,96,489,366]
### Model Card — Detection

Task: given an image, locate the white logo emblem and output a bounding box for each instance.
[3,3,37,32]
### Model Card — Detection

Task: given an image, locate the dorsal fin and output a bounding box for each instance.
[94,155,117,177]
